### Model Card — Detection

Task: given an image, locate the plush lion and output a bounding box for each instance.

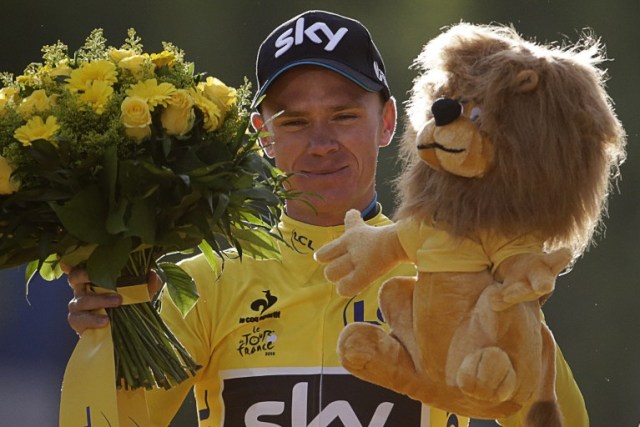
[316,23,625,425]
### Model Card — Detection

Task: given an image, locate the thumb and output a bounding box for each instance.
[344,209,365,229]
[147,270,164,298]
[545,248,573,276]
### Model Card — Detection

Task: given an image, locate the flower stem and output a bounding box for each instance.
[107,300,199,390]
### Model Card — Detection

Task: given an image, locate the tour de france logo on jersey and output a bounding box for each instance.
[236,290,281,357]
[238,290,281,324]
[237,325,278,357]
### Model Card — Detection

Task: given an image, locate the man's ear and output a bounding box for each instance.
[250,112,275,158]
[379,96,397,148]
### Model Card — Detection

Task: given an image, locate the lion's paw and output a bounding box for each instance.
[337,323,385,371]
[456,347,516,402]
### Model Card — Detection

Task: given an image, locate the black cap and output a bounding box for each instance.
[253,10,390,108]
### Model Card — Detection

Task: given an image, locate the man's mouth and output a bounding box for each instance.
[298,166,348,176]
[417,142,465,153]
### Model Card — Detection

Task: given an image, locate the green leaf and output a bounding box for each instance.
[86,238,133,289]
[157,261,199,317]
[211,193,230,224]
[29,139,61,170]
[39,253,64,281]
[102,144,118,207]
[118,160,164,200]
[59,243,98,267]
[235,187,282,205]
[106,199,129,234]
[49,185,112,244]
[25,259,39,301]
[24,260,39,284]
[197,239,220,277]
[126,198,156,243]
[232,228,281,260]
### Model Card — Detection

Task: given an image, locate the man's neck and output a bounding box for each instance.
[284,194,379,226]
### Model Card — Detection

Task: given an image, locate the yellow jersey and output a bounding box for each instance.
[142,212,585,426]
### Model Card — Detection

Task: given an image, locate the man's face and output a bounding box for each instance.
[252,66,396,226]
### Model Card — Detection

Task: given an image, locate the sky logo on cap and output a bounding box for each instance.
[373,60,387,85]
[274,17,349,58]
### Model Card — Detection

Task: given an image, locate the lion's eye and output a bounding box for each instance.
[470,106,482,122]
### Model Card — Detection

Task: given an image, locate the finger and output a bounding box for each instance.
[323,256,355,283]
[59,262,72,274]
[68,293,122,314]
[529,270,555,295]
[147,270,164,297]
[335,272,363,297]
[314,240,347,264]
[66,268,91,294]
[502,281,536,304]
[545,248,573,275]
[68,311,110,335]
[344,209,365,229]
[490,294,511,312]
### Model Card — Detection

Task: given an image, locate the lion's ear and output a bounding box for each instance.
[513,69,539,92]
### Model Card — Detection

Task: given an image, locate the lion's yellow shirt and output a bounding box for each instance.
[396,218,543,274]
[139,213,586,426]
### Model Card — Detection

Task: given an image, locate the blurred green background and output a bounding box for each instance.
[0,0,637,425]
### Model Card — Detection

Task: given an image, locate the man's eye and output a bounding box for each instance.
[280,119,306,127]
[334,113,358,121]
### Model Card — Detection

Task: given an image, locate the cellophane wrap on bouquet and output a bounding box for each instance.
[0,29,290,424]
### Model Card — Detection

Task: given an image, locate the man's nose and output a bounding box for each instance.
[307,125,339,155]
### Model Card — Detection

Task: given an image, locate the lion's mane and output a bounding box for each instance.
[395,23,626,256]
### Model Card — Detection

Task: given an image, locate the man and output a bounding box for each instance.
[67,10,587,426]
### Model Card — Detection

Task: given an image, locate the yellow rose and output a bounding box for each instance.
[190,88,222,132]
[16,74,39,87]
[39,62,72,82]
[198,76,237,115]
[0,87,18,118]
[109,48,137,64]
[125,125,151,141]
[79,80,114,114]
[0,87,19,103]
[161,89,195,136]
[66,60,117,92]
[16,89,52,118]
[150,51,176,68]
[0,156,19,194]
[121,96,151,141]
[118,54,154,80]
[126,78,176,110]
[14,115,60,146]
[48,63,72,78]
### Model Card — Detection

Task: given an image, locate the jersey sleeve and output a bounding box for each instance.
[142,254,222,425]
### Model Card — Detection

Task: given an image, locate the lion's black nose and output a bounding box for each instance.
[431,98,462,126]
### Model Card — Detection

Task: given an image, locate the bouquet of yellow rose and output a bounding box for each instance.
[0,29,289,391]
